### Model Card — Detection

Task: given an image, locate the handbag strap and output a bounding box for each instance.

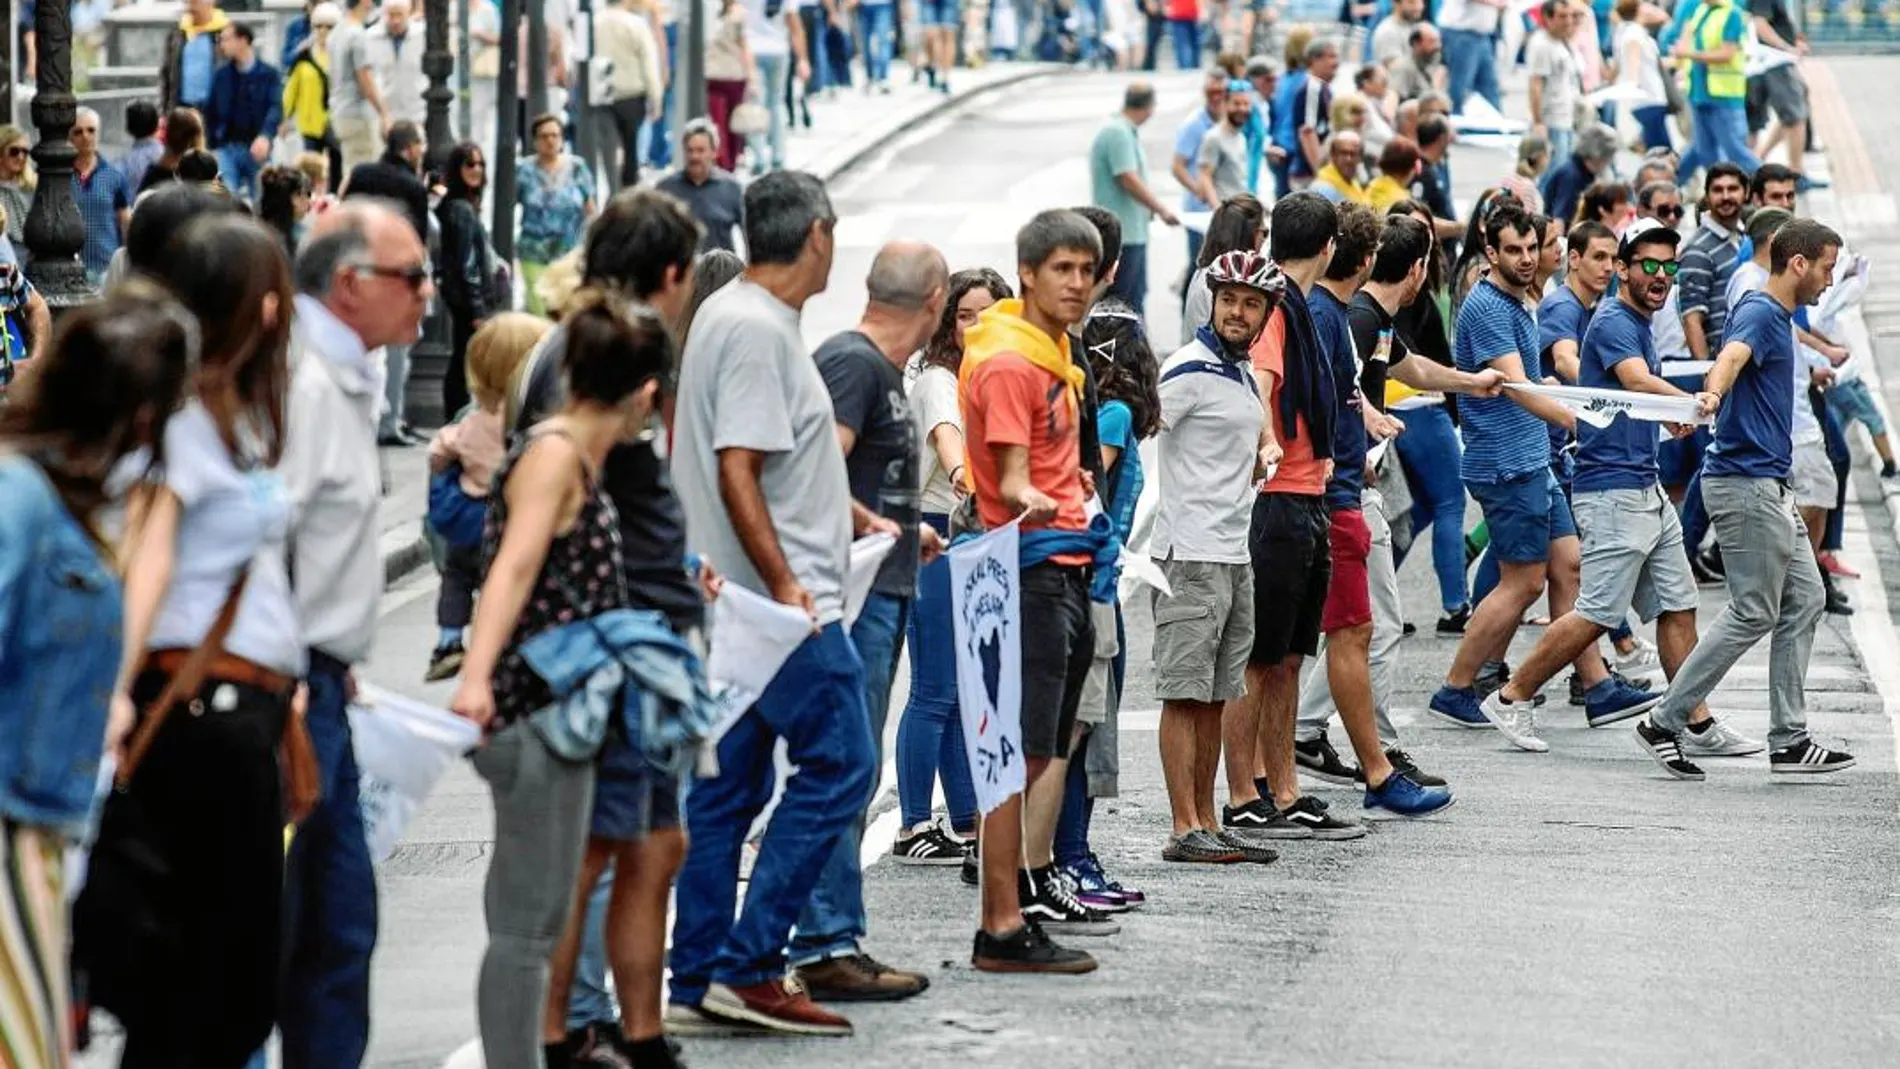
[115,568,252,790]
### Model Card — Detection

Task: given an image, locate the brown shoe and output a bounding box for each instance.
[700,977,853,1036]
[796,952,930,1002]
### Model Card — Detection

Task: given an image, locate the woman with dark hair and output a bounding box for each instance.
[1573,180,1634,233]
[0,284,195,1069]
[449,295,677,1069]
[136,107,206,193]
[258,164,313,253]
[888,266,1010,865]
[517,114,598,316]
[439,140,500,417]
[176,148,223,187]
[1054,295,1157,911]
[1386,197,1471,631]
[1181,193,1266,342]
[82,216,302,1066]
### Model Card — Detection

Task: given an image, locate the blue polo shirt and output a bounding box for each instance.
[73,159,131,276]
[1310,285,1366,511]
[1174,107,1218,213]
[1537,284,1595,482]
[1456,278,1549,484]
[1576,298,1664,492]
[1705,290,1795,479]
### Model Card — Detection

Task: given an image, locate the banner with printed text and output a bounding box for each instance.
[949,521,1024,815]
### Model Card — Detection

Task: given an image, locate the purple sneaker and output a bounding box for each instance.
[1064,853,1144,909]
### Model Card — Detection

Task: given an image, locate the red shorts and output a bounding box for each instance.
[1319,508,1374,634]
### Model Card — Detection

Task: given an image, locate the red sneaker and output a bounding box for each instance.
[699,977,853,1037]
[1821,553,1861,580]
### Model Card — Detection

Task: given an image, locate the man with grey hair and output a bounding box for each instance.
[72,106,132,286]
[657,119,744,253]
[668,170,884,1036]
[788,241,949,1002]
[278,199,432,1068]
[1540,121,1617,227]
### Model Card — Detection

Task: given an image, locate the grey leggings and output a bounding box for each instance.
[472,722,595,1069]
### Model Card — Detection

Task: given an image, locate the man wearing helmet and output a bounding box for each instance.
[1150,247,1279,864]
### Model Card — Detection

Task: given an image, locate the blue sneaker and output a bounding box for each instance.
[1428,685,1490,728]
[1364,770,1455,817]
[1584,677,1665,728]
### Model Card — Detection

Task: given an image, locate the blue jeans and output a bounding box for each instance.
[279,655,378,1069]
[1443,28,1501,114]
[1108,242,1148,318]
[1394,404,1469,614]
[1681,103,1761,182]
[896,516,978,831]
[790,591,908,964]
[566,867,616,1029]
[1167,17,1200,70]
[669,624,876,1004]
[1543,127,1575,180]
[643,22,678,168]
[858,3,896,84]
[216,142,261,202]
[755,53,790,169]
[1633,104,1672,151]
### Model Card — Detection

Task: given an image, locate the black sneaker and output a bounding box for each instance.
[892,819,968,866]
[1402,621,1418,636]
[1384,747,1447,789]
[971,921,1097,974]
[1222,797,1308,839]
[1635,719,1706,781]
[1274,795,1369,840]
[1020,866,1120,937]
[1294,730,1362,786]
[610,1033,686,1069]
[1769,739,1856,775]
[1474,659,1511,698]
[960,850,979,887]
[1689,546,1726,584]
[425,641,465,683]
[1825,583,1855,616]
[1436,606,1471,635]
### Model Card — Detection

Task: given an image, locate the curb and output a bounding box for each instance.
[376,63,1072,590]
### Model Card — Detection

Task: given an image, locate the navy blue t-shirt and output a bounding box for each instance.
[1575,298,1664,492]
[1537,284,1595,480]
[1310,285,1367,511]
[1705,291,1795,480]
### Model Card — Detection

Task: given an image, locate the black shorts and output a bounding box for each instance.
[1248,493,1331,666]
[1019,562,1094,760]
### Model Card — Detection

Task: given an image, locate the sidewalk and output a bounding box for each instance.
[375,61,1066,586]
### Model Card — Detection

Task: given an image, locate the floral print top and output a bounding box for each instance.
[515,153,596,265]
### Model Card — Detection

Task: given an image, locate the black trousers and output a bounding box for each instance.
[444,310,475,419]
[437,540,484,630]
[594,94,649,192]
[114,670,290,1069]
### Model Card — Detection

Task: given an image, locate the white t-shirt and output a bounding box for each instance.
[1614,21,1666,106]
[745,0,790,58]
[909,364,963,516]
[1150,338,1265,566]
[1438,0,1502,36]
[672,279,852,623]
[1526,30,1579,130]
[144,403,305,675]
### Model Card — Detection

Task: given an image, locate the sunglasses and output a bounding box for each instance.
[354,261,433,289]
[1651,204,1684,219]
[1633,258,1679,277]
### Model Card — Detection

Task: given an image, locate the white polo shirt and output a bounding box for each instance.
[1150,335,1265,566]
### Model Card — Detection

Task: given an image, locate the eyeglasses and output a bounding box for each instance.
[1633,258,1679,277]
[352,261,433,289]
[3,147,26,158]
[1652,204,1684,220]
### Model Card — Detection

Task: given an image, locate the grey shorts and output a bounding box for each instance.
[1150,558,1254,703]
[1758,64,1810,124]
[1076,601,1121,726]
[1572,486,1700,628]
[1791,438,1838,509]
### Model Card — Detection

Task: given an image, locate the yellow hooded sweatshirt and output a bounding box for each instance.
[957,298,1085,414]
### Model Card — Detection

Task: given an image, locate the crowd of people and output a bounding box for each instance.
[0,1,1888,1068]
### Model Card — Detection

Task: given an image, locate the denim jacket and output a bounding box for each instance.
[517,608,717,776]
[0,455,124,835]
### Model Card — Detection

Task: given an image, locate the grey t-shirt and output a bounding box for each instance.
[1196,123,1249,206]
[672,279,853,624]
[330,20,369,120]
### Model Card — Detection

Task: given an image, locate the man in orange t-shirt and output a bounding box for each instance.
[960,209,1109,975]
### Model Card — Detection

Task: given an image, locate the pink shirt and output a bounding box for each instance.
[429,405,507,497]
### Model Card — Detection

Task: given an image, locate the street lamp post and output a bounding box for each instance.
[23,0,89,308]
[423,0,455,172]
[492,0,523,262]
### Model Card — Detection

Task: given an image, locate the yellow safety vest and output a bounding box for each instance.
[1691,0,1747,102]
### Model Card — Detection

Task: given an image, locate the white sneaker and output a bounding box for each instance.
[1612,636,1662,677]
[1678,716,1766,757]
[1480,692,1550,753]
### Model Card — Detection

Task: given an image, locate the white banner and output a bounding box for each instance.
[703,583,817,771]
[350,684,484,864]
[948,521,1025,815]
[1504,382,1711,429]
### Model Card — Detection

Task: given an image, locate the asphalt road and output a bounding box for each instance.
[95,67,1900,1069]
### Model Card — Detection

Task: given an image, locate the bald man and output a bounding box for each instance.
[277,198,432,1067]
[788,241,950,1000]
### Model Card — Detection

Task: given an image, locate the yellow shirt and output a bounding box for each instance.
[1367,174,1411,212]
[1316,163,1369,205]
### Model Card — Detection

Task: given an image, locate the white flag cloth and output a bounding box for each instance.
[1659,360,1716,378]
[704,583,815,761]
[1503,382,1710,429]
[948,521,1026,815]
[349,684,484,864]
[843,531,897,627]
